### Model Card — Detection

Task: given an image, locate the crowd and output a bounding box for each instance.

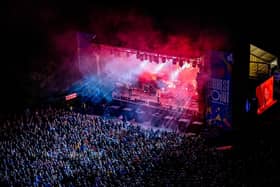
[0,106,279,186]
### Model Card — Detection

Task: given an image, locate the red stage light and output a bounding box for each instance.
[136,51,140,59]
[179,59,184,67]
[162,57,166,63]
[149,55,153,62]
[139,54,144,61]
[144,53,148,60]
[154,55,159,63]
[192,61,197,68]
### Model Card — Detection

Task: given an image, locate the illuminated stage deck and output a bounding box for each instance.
[112,86,199,116]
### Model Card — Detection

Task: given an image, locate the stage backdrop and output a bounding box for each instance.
[205,51,233,129]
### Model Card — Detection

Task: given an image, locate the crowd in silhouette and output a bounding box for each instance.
[0,106,279,186]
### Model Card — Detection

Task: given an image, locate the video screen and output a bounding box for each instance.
[256,76,277,115]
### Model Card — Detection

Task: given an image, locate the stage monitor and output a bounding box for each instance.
[256,76,277,115]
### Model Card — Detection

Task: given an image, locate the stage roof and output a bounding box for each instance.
[250,44,277,63]
[249,44,278,80]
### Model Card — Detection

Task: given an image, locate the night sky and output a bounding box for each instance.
[3,1,280,111]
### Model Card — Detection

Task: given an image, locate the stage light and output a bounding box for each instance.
[179,59,184,67]
[136,51,140,59]
[136,52,145,61]
[139,54,144,61]
[192,61,197,68]
[154,55,159,63]
[149,55,153,62]
[144,53,148,60]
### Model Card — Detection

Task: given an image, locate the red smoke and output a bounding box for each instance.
[86,7,229,59]
[42,6,230,93]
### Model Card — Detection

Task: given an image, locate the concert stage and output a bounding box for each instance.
[73,41,208,131]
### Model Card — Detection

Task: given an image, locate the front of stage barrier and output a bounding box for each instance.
[163,116,175,129]
[148,101,161,107]
[187,121,204,133]
[151,113,162,127]
[122,107,134,121]
[107,105,121,117]
[178,118,191,132]
[135,110,148,123]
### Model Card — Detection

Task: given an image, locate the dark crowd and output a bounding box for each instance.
[0,106,279,186]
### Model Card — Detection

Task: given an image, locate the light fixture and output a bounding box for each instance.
[136,51,140,59]
[192,60,197,68]
[139,54,144,61]
[162,56,166,63]
[149,55,153,62]
[154,55,159,63]
[172,58,177,65]
[179,59,184,67]
[144,53,148,60]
